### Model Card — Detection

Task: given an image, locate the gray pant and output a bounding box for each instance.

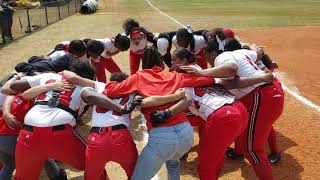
[0,135,61,180]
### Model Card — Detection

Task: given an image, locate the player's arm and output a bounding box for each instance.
[2,95,22,130]
[219,72,274,89]
[141,89,185,108]
[22,80,74,100]
[62,70,95,88]
[1,74,26,95]
[150,93,193,127]
[180,63,238,78]
[80,88,137,114]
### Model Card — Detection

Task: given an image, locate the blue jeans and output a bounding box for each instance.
[132,122,194,180]
[0,135,61,180]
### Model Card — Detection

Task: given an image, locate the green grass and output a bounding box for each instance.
[120,0,320,29]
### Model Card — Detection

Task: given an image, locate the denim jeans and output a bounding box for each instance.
[0,135,61,180]
[132,122,194,180]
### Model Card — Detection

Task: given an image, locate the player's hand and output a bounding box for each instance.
[174,89,186,100]
[271,62,279,69]
[150,109,172,127]
[263,72,275,83]
[133,95,144,106]
[3,113,22,130]
[62,70,78,83]
[120,96,143,114]
[179,66,202,76]
[50,80,74,92]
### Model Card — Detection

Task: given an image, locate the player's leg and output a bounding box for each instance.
[49,126,86,171]
[267,127,281,164]
[85,131,110,180]
[129,51,141,75]
[111,129,138,179]
[104,57,122,73]
[240,86,284,180]
[15,129,46,180]
[0,136,17,180]
[94,58,107,83]
[198,103,248,180]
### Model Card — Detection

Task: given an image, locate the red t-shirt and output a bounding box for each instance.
[105,66,215,130]
[0,95,33,135]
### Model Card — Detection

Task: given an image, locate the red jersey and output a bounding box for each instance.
[105,66,215,129]
[0,95,33,135]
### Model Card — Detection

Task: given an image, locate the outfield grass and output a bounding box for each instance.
[120,0,320,30]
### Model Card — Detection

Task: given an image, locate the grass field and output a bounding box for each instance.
[119,0,320,29]
[0,0,320,179]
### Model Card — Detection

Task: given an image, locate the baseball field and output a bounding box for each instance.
[0,0,320,179]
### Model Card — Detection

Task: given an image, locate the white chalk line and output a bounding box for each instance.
[145,0,320,114]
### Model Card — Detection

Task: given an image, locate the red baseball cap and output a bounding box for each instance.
[223,28,235,38]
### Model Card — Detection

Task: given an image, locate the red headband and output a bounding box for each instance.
[130,29,142,36]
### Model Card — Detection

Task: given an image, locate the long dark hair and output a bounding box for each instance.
[176,28,195,53]
[122,18,148,36]
[142,46,163,69]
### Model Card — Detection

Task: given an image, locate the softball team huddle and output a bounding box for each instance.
[0,18,284,180]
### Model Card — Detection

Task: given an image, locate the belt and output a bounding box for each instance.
[23,124,66,132]
[90,124,127,133]
[35,101,78,119]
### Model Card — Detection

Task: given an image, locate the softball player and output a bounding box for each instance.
[122,18,154,75]
[172,28,208,69]
[84,73,139,180]
[48,40,87,62]
[182,40,284,180]
[6,61,96,180]
[88,34,130,82]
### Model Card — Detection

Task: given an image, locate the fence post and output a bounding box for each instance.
[57,3,61,20]
[75,0,77,13]
[26,8,31,33]
[67,1,70,15]
[44,6,49,25]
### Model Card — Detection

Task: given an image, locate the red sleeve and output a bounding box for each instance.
[180,74,215,87]
[104,74,139,98]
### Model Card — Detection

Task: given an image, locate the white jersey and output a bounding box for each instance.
[214,49,266,98]
[24,73,89,127]
[97,38,120,59]
[129,35,148,55]
[157,38,169,56]
[185,85,235,119]
[91,82,133,127]
[172,35,206,54]
[0,92,5,111]
[50,50,68,62]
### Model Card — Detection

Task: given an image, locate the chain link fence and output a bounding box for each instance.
[1,0,83,44]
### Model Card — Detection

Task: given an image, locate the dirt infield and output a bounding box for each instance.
[0,0,319,179]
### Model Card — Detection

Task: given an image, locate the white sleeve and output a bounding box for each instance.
[246,50,258,63]
[49,51,67,62]
[157,38,169,56]
[23,74,47,87]
[214,52,237,67]
[94,81,107,93]
[172,35,178,48]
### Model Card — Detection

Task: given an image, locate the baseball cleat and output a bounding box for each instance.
[225,147,244,162]
[268,153,281,165]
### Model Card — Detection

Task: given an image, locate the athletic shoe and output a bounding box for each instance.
[268,153,281,165]
[225,147,244,162]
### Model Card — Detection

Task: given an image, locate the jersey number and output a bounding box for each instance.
[95,96,130,116]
